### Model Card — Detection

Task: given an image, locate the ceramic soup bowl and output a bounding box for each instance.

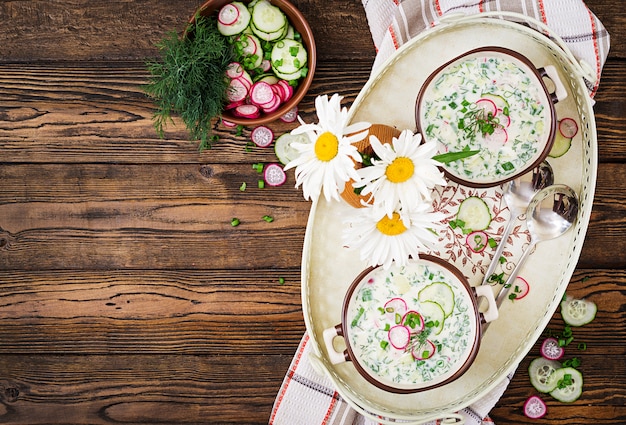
[415,46,567,188]
[323,255,499,394]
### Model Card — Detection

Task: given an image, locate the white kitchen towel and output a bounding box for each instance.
[365,0,610,97]
[271,1,610,424]
[270,333,512,425]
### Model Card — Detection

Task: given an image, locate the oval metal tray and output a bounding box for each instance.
[300,13,597,423]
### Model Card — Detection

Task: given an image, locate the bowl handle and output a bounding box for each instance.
[475,285,499,324]
[322,324,348,365]
[539,65,568,104]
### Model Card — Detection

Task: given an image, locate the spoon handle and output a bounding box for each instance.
[495,241,536,307]
[481,218,515,286]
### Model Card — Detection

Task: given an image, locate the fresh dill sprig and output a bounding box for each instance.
[143,15,234,150]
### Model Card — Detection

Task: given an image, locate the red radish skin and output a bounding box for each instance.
[411,340,436,360]
[401,311,424,333]
[222,119,237,128]
[559,118,579,138]
[511,276,530,300]
[227,78,249,103]
[384,298,408,319]
[540,337,564,360]
[263,163,287,186]
[466,230,488,253]
[524,395,547,419]
[280,106,298,123]
[218,4,240,26]
[226,62,244,79]
[250,82,276,107]
[388,325,411,350]
[475,98,498,116]
[251,125,274,148]
[234,104,260,119]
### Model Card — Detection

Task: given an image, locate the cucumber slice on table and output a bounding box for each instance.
[549,367,584,403]
[456,196,492,231]
[274,132,307,165]
[560,295,597,326]
[418,282,455,318]
[528,357,562,393]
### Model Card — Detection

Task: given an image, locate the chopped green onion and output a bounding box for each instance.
[577,342,587,351]
[278,277,285,285]
[258,180,265,189]
[230,218,240,227]
[239,182,247,192]
[263,215,274,223]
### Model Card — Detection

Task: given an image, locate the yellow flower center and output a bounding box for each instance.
[385,157,414,183]
[314,132,339,162]
[376,212,408,236]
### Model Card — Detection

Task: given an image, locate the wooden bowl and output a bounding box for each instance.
[191,0,316,126]
[340,124,401,208]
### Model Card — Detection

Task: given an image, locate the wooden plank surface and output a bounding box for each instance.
[0,0,624,424]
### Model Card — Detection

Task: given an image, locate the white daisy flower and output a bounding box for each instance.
[283,93,371,202]
[343,204,444,269]
[353,129,446,217]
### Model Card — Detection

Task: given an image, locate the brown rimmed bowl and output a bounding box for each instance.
[323,255,498,394]
[190,0,316,126]
[415,46,567,188]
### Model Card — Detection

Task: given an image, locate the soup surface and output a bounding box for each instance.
[419,53,550,184]
[347,261,475,388]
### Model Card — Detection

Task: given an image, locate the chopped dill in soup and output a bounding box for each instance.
[347,262,475,387]
[420,54,550,184]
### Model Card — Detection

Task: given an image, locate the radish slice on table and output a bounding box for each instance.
[218,4,240,26]
[280,106,298,123]
[466,230,488,253]
[411,339,436,360]
[388,325,410,350]
[475,98,498,117]
[251,125,274,148]
[524,395,547,419]
[559,118,579,138]
[510,276,530,300]
[541,337,564,360]
[222,119,237,128]
[401,311,424,333]
[263,163,286,186]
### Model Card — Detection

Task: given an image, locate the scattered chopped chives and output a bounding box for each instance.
[278,277,285,285]
[258,180,265,188]
[263,215,274,223]
[239,182,247,191]
[230,218,240,227]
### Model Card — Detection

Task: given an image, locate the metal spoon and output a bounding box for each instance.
[494,184,579,307]
[481,161,554,286]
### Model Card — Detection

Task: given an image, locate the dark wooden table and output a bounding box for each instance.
[0,1,624,424]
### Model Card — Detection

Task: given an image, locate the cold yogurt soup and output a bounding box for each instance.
[346,261,475,389]
[418,52,551,184]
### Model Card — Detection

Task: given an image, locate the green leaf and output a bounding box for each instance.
[432,150,480,164]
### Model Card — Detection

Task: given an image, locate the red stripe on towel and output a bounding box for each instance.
[321,391,339,425]
[586,5,601,97]
[268,334,310,425]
